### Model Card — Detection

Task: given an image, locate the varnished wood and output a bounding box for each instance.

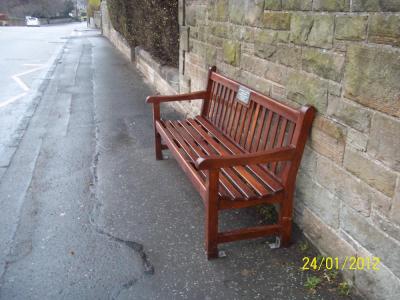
[146,66,316,258]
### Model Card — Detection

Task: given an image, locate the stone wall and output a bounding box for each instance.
[101,1,133,62]
[180,0,400,298]
[101,1,181,111]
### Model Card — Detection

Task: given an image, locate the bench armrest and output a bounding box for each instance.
[146,91,207,104]
[195,146,296,170]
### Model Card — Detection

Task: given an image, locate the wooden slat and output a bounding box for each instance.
[186,119,269,198]
[174,120,246,199]
[244,103,261,150]
[228,100,241,138]
[208,82,219,121]
[190,117,282,195]
[163,121,230,199]
[222,90,236,134]
[155,121,207,200]
[234,104,251,143]
[250,107,267,152]
[257,111,274,151]
[266,114,280,150]
[240,101,256,147]
[271,119,288,173]
[219,88,233,131]
[211,72,300,122]
[195,116,283,193]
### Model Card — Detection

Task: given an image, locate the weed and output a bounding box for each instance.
[256,204,277,223]
[323,269,338,283]
[338,281,351,296]
[299,241,310,252]
[305,275,322,291]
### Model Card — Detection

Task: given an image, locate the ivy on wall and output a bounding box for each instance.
[107,0,179,67]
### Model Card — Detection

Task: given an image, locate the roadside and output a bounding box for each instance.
[0,29,361,299]
[0,23,85,181]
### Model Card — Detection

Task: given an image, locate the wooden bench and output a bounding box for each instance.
[146,66,315,259]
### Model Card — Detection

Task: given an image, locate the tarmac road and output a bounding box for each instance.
[0,23,84,175]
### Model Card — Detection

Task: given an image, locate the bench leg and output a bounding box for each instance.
[154,132,163,160]
[280,193,293,247]
[205,170,219,259]
[280,217,292,247]
[152,103,163,160]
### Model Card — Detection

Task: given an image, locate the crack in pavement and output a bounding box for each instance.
[87,42,155,279]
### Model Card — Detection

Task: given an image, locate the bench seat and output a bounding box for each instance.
[157,116,284,207]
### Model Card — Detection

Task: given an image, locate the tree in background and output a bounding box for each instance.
[87,0,100,18]
[0,0,75,18]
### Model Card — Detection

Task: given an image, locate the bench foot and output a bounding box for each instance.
[206,248,219,260]
[280,217,292,247]
[155,133,163,160]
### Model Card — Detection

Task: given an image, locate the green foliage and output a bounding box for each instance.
[107,0,179,67]
[338,281,352,296]
[304,275,322,291]
[298,241,310,252]
[256,204,278,223]
[87,0,101,18]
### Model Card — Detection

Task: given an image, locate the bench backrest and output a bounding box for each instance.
[201,67,315,185]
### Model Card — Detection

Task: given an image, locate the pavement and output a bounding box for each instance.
[0,25,362,299]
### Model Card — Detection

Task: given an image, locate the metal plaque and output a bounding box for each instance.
[236,85,251,105]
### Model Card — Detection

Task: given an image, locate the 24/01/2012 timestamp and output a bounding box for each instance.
[302,256,381,271]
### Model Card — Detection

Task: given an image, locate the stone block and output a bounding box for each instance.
[262,12,291,30]
[314,153,388,216]
[297,207,356,260]
[390,182,400,225]
[287,72,328,112]
[372,210,400,242]
[299,146,317,176]
[223,41,241,66]
[210,23,229,38]
[264,0,281,10]
[342,205,400,277]
[369,15,400,47]
[368,113,400,172]
[180,26,189,51]
[311,128,345,165]
[205,46,217,66]
[282,0,312,10]
[346,128,368,152]
[301,48,344,82]
[352,0,400,11]
[209,0,229,21]
[313,0,350,11]
[335,15,367,41]
[219,62,241,79]
[344,147,397,197]
[229,0,245,24]
[230,25,255,43]
[327,97,371,132]
[185,5,197,26]
[314,115,346,141]
[273,45,302,68]
[270,84,287,101]
[310,116,346,165]
[355,251,400,300]
[296,173,340,228]
[245,0,265,26]
[290,14,334,49]
[344,45,400,118]
[328,81,341,97]
[239,71,271,95]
